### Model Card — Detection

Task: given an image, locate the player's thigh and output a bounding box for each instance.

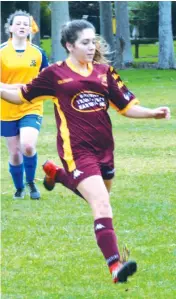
[19,114,42,147]
[77,175,112,219]
[5,135,23,165]
[104,179,113,193]
[5,135,21,154]
[20,126,39,147]
[1,120,22,163]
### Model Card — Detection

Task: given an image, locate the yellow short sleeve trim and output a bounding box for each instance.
[109,98,140,114]
[118,98,140,115]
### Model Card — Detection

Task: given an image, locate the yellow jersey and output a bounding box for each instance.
[0,39,49,120]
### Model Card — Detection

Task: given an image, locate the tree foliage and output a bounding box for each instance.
[40,1,51,37]
[129,1,176,38]
[1,1,176,41]
[69,1,100,33]
[69,1,99,19]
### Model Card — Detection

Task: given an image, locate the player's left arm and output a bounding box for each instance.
[107,66,139,114]
[124,105,170,119]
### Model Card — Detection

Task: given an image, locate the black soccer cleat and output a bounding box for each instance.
[111,260,137,283]
[27,182,40,200]
[13,188,25,199]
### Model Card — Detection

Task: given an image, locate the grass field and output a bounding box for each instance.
[1,69,176,298]
[41,39,176,64]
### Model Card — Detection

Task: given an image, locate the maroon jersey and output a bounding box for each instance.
[19,60,139,172]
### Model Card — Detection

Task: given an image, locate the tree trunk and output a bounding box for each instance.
[114,2,123,69]
[99,1,115,62]
[114,1,133,68]
[51,1,69,63]
[29,1,41,46]
[158,1,176,69]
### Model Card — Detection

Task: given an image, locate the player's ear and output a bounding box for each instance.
[66,42,73,53]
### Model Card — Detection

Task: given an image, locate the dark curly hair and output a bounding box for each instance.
[60,19,110,64]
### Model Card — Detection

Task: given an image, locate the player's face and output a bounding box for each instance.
[10,16,31,39]
[67,28,96,64]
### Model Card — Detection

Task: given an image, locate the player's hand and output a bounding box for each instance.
[152,107,170,120]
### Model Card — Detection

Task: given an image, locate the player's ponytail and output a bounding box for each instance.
[60,19,110,65]
[94,35,110,64]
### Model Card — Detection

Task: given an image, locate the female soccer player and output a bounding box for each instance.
[0,10,49,199]
[0,20,170,283]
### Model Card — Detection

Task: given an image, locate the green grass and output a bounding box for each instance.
[132,41,176,63]
[40,39,52,59]
[41,39,176,64]
[132,43,159,63]
[1,69,176,298]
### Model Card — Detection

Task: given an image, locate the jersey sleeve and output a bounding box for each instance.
[39,49,49,71]
[18,66,55,103]
[107,66,139,114]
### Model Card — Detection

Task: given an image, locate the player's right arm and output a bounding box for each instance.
[0,82,25,90]
[0,66,55,105]
[0,88,22,104]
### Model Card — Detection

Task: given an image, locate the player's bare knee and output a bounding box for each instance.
[93,198,112,218]
[21,143,35,156]
[100,201,112,216]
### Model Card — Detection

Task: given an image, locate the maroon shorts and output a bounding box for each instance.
[61,148,115,189]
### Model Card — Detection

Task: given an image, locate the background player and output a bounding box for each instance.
[0,10,49,199]
[0,20,170,283]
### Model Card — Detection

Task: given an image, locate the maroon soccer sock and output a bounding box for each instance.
[55,168,83,198]
[94,217,120,267]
